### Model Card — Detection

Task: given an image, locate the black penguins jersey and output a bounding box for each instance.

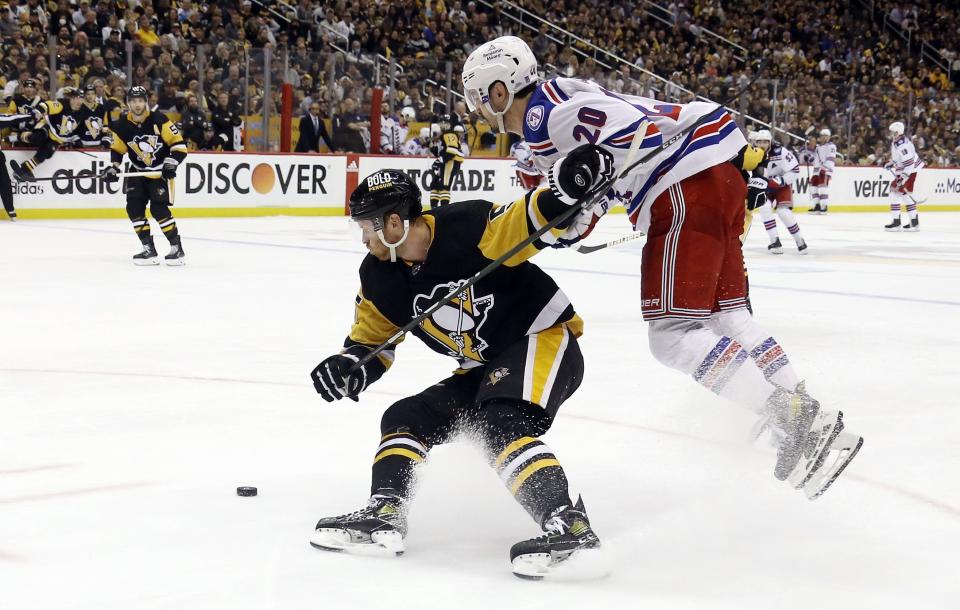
[346,190,583,370]
[109,110,188,172]
[79,100,109,145]
[4,94,41,134]
[432,130,464,164]
[35,100,88,145]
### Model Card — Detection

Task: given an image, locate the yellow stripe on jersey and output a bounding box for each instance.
[525,325,569,407]
[741,145,766,172]
[478,189,564,267]
[161,119,186,147]
[348,289,404,362]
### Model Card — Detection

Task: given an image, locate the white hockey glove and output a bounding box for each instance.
[547,144,615,207]
[553,199,611,248]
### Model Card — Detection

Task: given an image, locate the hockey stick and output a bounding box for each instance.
[350,107,727,372]
[882,166,928,204]
[19,170,162,182]
[574,231,644,254]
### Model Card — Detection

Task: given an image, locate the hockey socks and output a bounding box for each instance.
[370,430,428,498]
[492,436,572,524]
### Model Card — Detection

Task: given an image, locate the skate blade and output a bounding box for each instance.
[768,249,784,255]
[165,258,186,266]
[133,258,160,266]
[804,433,864,500]
[788,411,844,489]
[512,547,611,581]
[885,227,901,232]
[309,529,404,557]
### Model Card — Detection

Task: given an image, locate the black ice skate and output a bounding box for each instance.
[807,204,823,215]
[903,218,919,232]
[310,493,407,556]
[164,243,186,266]
[10,160,35,182]
[766,382,863,499]
[884,218,901,232]
[133,241,159,266]
[510,497,605,580]
[5,209,15,221]
[767,238,783,254]
[797,240,808,255]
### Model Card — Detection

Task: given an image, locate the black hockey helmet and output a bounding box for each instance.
[61,87,81,98]
[349,169,422,224]
[84,82,96,93]
[22,78,37,89]
[126,86,148,102]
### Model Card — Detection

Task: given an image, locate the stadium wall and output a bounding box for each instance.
[6,150,960,219]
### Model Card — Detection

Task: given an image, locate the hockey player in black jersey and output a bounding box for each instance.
[309,162,610,579]
[79,84,110,148]
[9,87,86,182]
[428,114,464,208]
[103,86,188,265]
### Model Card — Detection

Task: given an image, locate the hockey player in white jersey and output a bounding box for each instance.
[510,139,544,190]
[751,130,807,254]
[884,121,924,231]
[379,103,410,155]
[400,127,431,156]
[808,128,836,215]
[463,36,862,501]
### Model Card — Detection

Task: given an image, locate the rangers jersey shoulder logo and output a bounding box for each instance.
[526,104,544,130]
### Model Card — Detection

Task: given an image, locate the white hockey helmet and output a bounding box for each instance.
[400,106,416,121]
[430,123,441,139]
[461,36,539,133]
[753,129,772,143]
[419,126,430,140]
[819,128,832,137]
[889,121,905,136]
[453,124,465,134]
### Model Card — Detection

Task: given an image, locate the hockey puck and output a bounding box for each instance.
[237,486,258,497]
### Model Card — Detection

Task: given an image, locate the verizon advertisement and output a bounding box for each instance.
[5,150,346,210]
[781,165,960,208]
[356,155,527,207]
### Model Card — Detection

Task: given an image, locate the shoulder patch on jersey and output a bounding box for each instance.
[526,105,544,131]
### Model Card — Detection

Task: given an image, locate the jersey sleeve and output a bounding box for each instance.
[477,188,570,266]
[161,118,188,161]
[779,150,801,186]
[110,122,128,164]
[345,288,404,369]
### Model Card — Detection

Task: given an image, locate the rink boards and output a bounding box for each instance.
[6,150,960,218]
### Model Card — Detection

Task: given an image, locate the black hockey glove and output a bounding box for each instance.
[746,176,768,210]
[101,165,120,183]
[311,346,387,403]
[547,144,615,206]
[162,157,179,180]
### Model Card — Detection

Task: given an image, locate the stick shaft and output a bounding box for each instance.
[24,171,162,182]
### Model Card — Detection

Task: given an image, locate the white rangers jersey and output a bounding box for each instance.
[763,145,800,187]
[522,77,746,232]
[400,137,430,156]
[890,135,924,179]
[379,116,407,154]
[812,141,837,176]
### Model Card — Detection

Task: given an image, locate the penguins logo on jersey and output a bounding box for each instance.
[58,115,78,137]
[85,116,103,137]
[414,282,494,362]
[130,134,162,166]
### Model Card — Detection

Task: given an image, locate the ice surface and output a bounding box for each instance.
[1,212,958,609]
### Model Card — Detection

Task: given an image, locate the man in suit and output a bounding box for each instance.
[296,102,333,152]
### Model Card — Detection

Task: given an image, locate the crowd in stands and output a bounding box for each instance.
[0,0,957,165]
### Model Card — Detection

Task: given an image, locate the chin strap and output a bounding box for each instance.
[376,220,410,262]
[486,91,515,135]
